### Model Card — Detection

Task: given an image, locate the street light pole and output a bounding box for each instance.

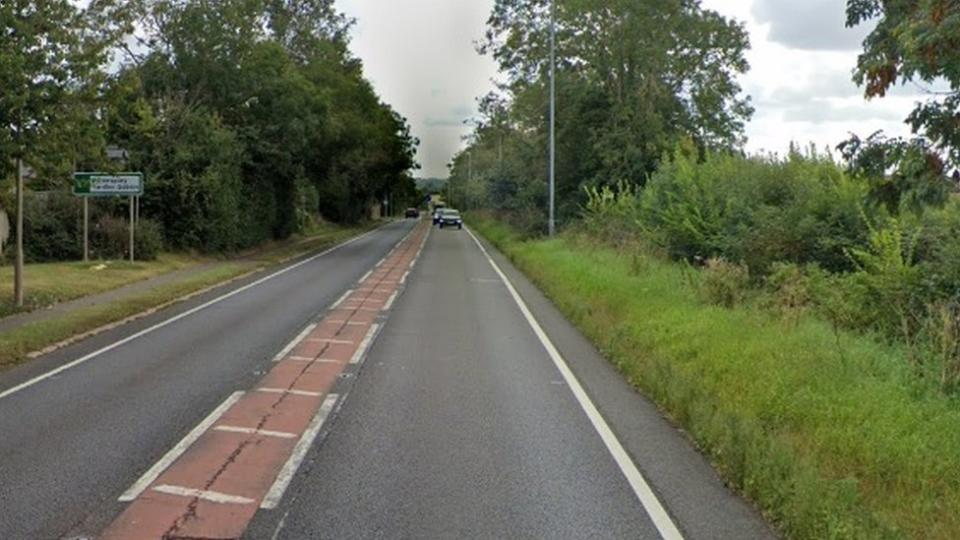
[548,0,557,236]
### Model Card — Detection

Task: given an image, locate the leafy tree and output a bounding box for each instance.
[463,0,752,227]
[0,0,129,304]
[847,0,960,166]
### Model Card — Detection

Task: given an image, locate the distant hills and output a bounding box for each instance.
[415,177,448,193]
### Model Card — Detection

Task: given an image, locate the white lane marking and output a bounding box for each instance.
[349,323,380,365]
[0,225,393,403]
[214,425,298,439]
[284,357,344,364]
[119,391,244,501]
[152,484,254,505]
[261,393,339,509]
[329,290,353,310]
[358,269,372,283]
[271,324,317,363]
[305,338,354,345]
[399,271,410,285]
[257,388,323,397]
[382,291,398,312]
[465,228,685,540]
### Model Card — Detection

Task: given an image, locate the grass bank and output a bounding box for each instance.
[0,222,375,370]
[471,216,960,540]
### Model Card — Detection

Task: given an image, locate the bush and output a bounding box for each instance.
[639,148,869,275]
[700,257,750,307]
[135,219,163,261]
[90,214,130,260]
[16,192,83,263]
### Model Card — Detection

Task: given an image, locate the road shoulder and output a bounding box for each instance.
[468,227,778,540]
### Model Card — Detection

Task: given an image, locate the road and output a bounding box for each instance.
[0,219,775,539]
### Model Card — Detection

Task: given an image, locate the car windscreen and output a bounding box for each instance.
[442,211,460,218]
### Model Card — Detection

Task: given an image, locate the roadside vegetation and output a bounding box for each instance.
[0,0,419,306]
[473,214,960,539]
[461,1,960,538]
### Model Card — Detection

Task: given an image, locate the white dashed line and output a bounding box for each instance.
[152,484,254,505]
[119,392,245,502]
[261,394,339,509]
[257,388,324,397]
[349,324,380,364]
[271,324,317,363]
[213,426,298,439]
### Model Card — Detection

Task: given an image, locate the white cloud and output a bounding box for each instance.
[751,0,872,51]
[337,0,938,175]
[338,0,499,177]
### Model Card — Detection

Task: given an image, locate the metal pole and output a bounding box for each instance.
[129,196,135,262]
[548,0,557,236]
[83,197,89,262]
[14,157,24,307]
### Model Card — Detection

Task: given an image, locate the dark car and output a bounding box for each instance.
[437,209,463,230]
[432,206,447,225]
[405,207,419,218]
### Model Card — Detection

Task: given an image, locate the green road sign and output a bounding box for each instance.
[74,172,144,197]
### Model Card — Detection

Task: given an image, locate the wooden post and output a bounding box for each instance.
[83,196,89,262]
[129,196,135,262]
[14,157,24,307]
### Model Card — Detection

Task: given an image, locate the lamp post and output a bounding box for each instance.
[548,0,556,236]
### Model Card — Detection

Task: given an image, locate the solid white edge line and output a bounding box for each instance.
[0,225,388,403]
[465,227,685,540]
[271,323,317,363]
[260,393,339,509]
[152,484,254,505]
[349,323,380,364]
[119,391,245,502]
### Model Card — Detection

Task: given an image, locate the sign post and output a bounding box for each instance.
[83,197,89,262]
[73,172,144,262]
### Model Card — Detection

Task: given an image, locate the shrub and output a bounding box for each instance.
[17,192,83,263]
[90,214,130,260]
[639,148,870,275]
[135,219,164,261]
[700,257,750,308]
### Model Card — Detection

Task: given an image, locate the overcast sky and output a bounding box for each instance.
[338,0,932,178]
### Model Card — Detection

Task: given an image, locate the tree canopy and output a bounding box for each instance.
[2,0,418,257]
[454,0,752,229]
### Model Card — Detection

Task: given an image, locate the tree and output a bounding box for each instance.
[0,0,126,306]
[847,0,960,167]
[463,0,752,227]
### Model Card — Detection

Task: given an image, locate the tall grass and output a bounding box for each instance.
[473,215,960,539]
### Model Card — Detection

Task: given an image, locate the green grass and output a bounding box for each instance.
[471,216,960,540]
[0,255,202,318]
[0,222,375,370]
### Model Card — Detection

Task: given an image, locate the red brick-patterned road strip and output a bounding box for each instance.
[100,221,430,540]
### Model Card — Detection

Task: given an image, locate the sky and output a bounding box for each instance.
[337,0,938,178]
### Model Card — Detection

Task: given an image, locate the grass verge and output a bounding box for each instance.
[0,223,375,370]
[0,255,202,318]
[471,216,960,540]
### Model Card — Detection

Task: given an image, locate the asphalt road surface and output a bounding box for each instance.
[0,221,414,539]
[0,218,777,539]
